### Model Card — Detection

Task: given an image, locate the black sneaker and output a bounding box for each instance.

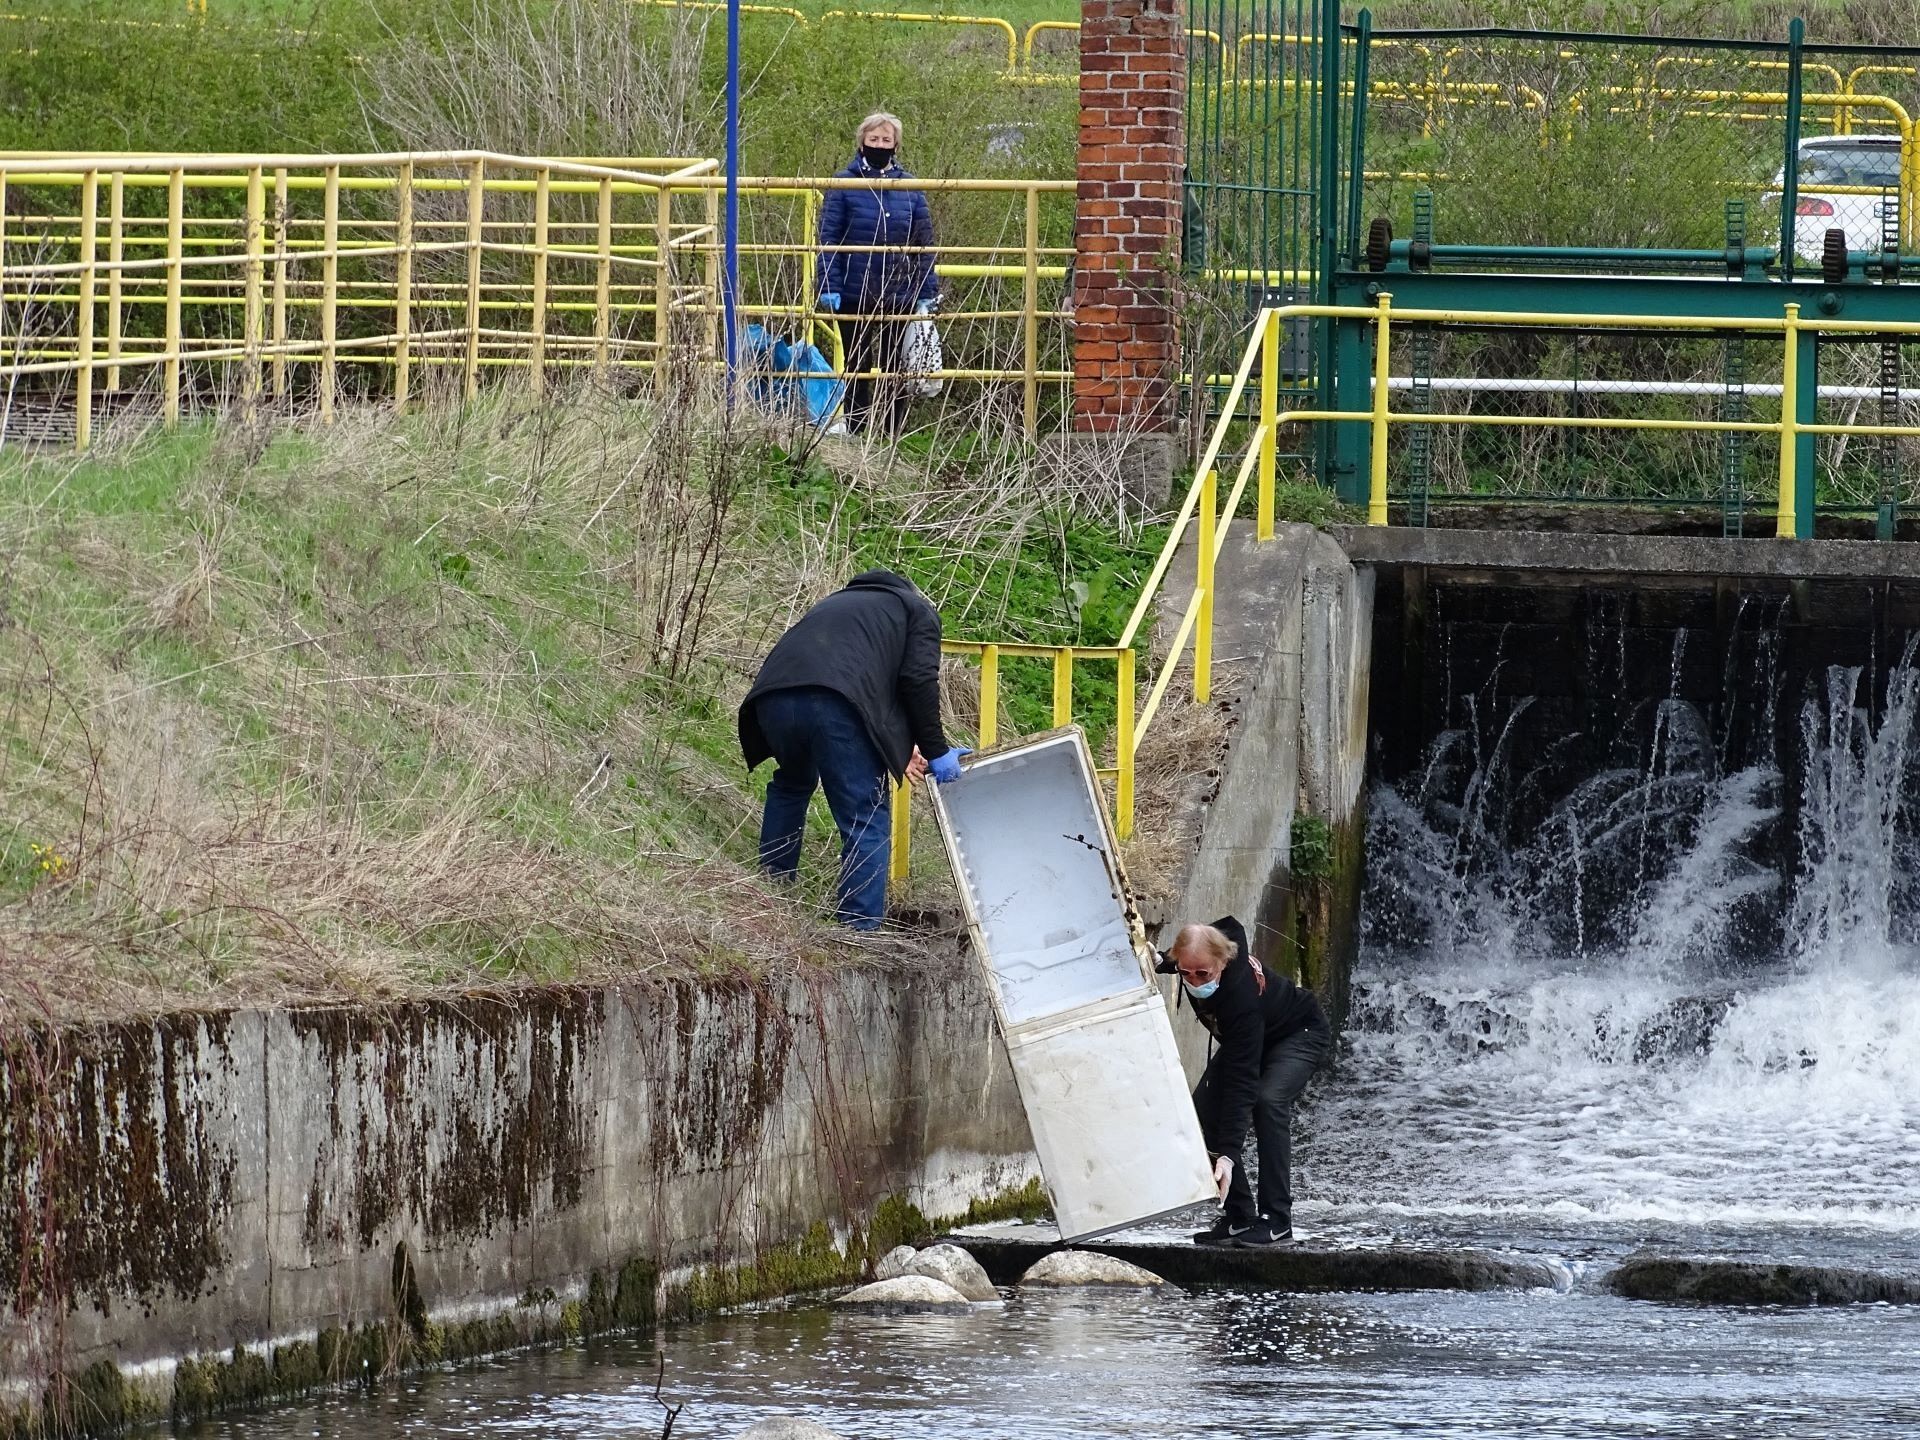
[1229,1219,1294,1247]
[1191,1219,1252,1247]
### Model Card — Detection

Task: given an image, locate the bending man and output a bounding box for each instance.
[1160,917,1331,1247]
[739,569,967,929]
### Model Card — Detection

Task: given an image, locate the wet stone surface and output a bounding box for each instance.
[1609,1257,1920,1307]
[953,1236,1560,1294]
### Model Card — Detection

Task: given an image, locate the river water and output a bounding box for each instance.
[204,654,1920,1438]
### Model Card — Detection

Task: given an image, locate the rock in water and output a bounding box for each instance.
[905,1243,998,1301]
[734,1421,846,1440]
[1018,1250,1167,1288]
[1609,1257,1920,1306]
[833,1275,972,1312]
[873,1244,920,1281]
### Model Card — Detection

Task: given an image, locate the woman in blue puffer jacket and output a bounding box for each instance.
[816,111,940,436]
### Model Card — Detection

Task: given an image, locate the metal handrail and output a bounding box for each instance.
[890,288,1920,873]
[0,154,1079,439]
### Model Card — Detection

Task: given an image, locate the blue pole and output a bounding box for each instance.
[723,0,741,373]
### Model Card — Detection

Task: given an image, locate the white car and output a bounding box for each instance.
[1774,134,1905,262]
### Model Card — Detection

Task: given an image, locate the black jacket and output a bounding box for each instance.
[1157,915,1329,1159]
[739,570,950,781]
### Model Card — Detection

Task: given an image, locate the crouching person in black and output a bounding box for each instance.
[1159,917,1331,1247]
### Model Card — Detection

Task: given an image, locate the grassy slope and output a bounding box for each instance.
[0,0,1079,177]
[0,391,1195,1021]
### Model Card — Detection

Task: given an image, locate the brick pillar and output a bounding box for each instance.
[1073,0,1185,438]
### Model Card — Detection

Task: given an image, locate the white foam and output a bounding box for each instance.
[1322,652,1920,1239]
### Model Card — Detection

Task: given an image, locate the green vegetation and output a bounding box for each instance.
[0,0,1077,182]
[0,387,1194,1016]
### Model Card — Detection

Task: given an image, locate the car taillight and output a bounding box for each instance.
[1796,198,1835,216]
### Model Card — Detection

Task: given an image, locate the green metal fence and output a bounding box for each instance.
[1313,19,1920,533]
[1183,0,1330,448]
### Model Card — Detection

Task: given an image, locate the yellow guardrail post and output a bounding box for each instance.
[530,165,550,397]
[1258,308,1278,540]
[394,160,414,413]
[890,779,911,885]
[655,182,674,393]
[820,10,1018,72]
[979,644,1000,748]
[1115,648,1135,839]
[320,164,338,422]
[1369,291,1393,526]
[465,158,486,400]
[1023,19,1075,67]
[163,165,184,427]
[243,164,265,418]
[1051,646,1074,727]
[1023,185,1040,436]
[75,168,97,452]
[595,175,614,376]
[802,186,819,311]
[105,172,124,392]
[1778,302,1800,539]
[1195,468,1216,704]
[702,185,721,360]
[270,167,289,400]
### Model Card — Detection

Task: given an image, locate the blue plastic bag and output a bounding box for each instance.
[741,323,847,432]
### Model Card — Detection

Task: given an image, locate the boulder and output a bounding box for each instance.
[1018,1249,1167,1288]
[833,1275,971,1313]
[961,1236,1559,1292]
[904,1242,998,1302]
[734,1421,846,1440]
[873,1244,920,1281]
[1608,1257,1920,1307]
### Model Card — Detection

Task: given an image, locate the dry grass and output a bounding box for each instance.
[0,372,1187,1023]
[0,383,909,1023]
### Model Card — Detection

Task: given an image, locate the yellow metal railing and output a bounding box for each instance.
[889,288,1920,873]
[0,151,1079,441]
[886,641,1135,882]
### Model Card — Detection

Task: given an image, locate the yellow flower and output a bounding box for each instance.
[28,842,68,876]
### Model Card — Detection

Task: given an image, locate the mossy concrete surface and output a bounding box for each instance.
[1146,523,1373,1061]
[0,966,1042,1436]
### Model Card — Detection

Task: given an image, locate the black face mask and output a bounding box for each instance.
[860,144,896,170]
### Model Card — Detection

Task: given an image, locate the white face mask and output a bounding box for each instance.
[1183,976,1220,1000]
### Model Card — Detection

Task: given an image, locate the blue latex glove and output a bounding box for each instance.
[929,747,970,784]
[818,292,842,312]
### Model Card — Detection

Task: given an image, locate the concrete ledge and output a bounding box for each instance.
[948,1236,1559,1293]
[1608,1257,1920,1306]
[1332,525,1920,582]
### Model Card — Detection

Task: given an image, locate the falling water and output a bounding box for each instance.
[1308,630,1920,1253]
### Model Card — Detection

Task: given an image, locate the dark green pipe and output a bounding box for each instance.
[1345,10,1372,272]
[1782,17,1805,281]
[1385,242,1779,266]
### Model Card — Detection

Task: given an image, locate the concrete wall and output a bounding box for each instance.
[0,964,1039,1430]
[1153,523,1373,1051]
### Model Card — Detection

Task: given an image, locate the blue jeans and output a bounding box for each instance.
[754,687,891,929]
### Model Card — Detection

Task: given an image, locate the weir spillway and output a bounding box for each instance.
[1318,529,1920,1250]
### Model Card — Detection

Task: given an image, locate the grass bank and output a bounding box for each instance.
[0,0,1076,183]
[0,390,1184,1022]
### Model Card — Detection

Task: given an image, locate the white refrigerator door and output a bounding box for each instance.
[930,729,1216,1239]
